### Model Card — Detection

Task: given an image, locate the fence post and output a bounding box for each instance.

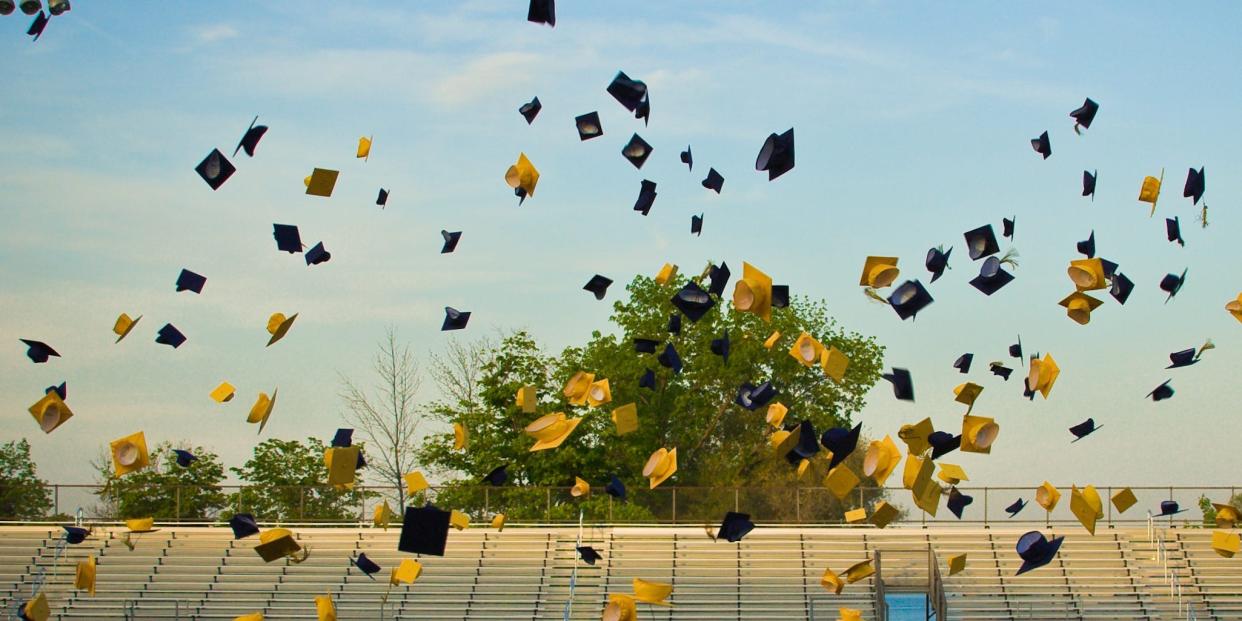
[983,487,989,527]
[734,488,739,513]
[1169,486,1174,528]
[608,496,613,523]
[299,487,305,521]
[546,488,551,523]
[671,489,677,524]
[175,486,181,522]
[1107,487,1113,528]
[485,487,490,516]
[53,484,59,518]
[795,488,801,523]
[237,486,243,515]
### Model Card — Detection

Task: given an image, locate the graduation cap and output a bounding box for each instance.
[1030,131,1051,159]
[787,419,820,464]
[1069,418,1100,442]
[1016,531,1064,575]
[195,148,235,191]
[882,368,914,401]
[172,449,196,467]
[1111,272,1134,304]
[969,256,1014,296]
[574,111,603,140]
[1076,231,1095,258]
[234,116,268,157]
[305,168,339,197]
[63,526,88,544]
[680,146,693,170]
[947,487,973,519]
[929,432,961,459]
[634,338,659,354]
[583,275,612,300]
[657,343,683,374]
[519,97,541,124]
[667,312,681,335]
[526,0,554,26]
[888,280,933,320]
[953,353,973,373]
[638,368,656,391]
[482,465,508,486]
[20,339,59,364]
[1148,379,1174,402]
[643,448,677,489]
[1166,217,1184,246]
[350,553,381,580]
[376,188,390,208]
[1005,498,1027,517]
[605,475,627,501]
[1159,269,1187,302]
[1167,348,1199,369]
[925,246,952,282]
[577,545,602,565]
[820,423,861,469]
[398,504,451,556]
[671,281,715,321]
[45,382,66,400]
[710,330,730,364]
[735,380,777,410]
[1059,291,1103,325]
[755,128,795,181]
[702,168,724,193]
[304,241,331,266]
[155,324,186,348]
[266,313,297,347]
[273,224,303,253]
[716,512,755,543]
[621,134,652,169]
[1083,170,1097,200]
[633,179,657,216]
[505,153,540,204]
[963,225,999,260]
[1157,500,1187,517]
[606,71,648,115]
[442,307,471,331]
[691,214,703,236]
[175,269,206,293]
[330,428,353,448]
[1070,98,1099,132]
[990,363,1013,380]
[707,262,731,297]
[1002,217,1016,240]
[229,513,260,539]
[1184,167,1205,205]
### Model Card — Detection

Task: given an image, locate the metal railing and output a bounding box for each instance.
[927,545,947,620]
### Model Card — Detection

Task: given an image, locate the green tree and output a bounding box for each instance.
[231,437,371,521]
[419,270,886,522]
[92,442,228,521]
[0,439,53,520]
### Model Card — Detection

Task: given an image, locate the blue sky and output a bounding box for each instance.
[3,1,1242,498]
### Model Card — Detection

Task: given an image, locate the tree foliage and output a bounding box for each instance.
[92,442,228,520]
[0,439,53,520]
[231,437,370,521]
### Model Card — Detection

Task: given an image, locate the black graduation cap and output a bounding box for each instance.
[1167,348,1199,369]
[377,188,390,208]
[1148,379,1174,402]
[21,339,59,364]
[172,449,197,467]
[963,225,999,260]
[888,280,934,320]
[657,343,683,374]
[671,282,715,321]
[331,428,353,448]
[482,465,508,486]
[1184,167,1205,205]
[1002,217,1016,240]
[234,116,268,158]
[1068,418,1099,442]
[735,381,777,411]
[1030,130,1051,159]
[605,475,627,501]
[710,330,730,364]
[607,71,648,114]
[925,246,952,283]
[519,97,542,124]
[771,285,789,309]
[634,179,657,216]
[441,230,462,254]
[1110,272,1134,305]
[787,419,819,464]
[1070,98,1099,131]
[273,224,303,253]
[355,448,367,470]
[953,353,973,374]
[969,256,1014,296]
[707,262,731,297]
[442,307,471,331]
[398,504,451,556]
[63,526,88,545]
[526,0,554,27]
[229,514,260,539]
[702,168,724,194]
[1005,498,1027,517]
[634,338,659,354]
[27,10,48,41]
[947,487,973,519]
[716,512,755,543]
[1159,269,1187,303]
[820,423,861,469]
[882,368,913,401]
[46,382,66,400]
[155,324,186,349]
[351,553,381,579]
[176,269,206,293]
[691,214,703,236]
[1076,231,1095,258]
[305,241,331,265]
[1166,217,1183,247]
[680,146,693,170]
[929,432,961,459]
[638,368,656,391]
[577,545,602,565]
[583,274,613,300]
[622,134,653,169]
[755,128,795,181]
[195,148,236,191]
[574,111,603,140]
[667,312,681,335]
[1099,258,1119,279]
[990,362,1013,380]
[1009,336,1023,361]
[1083,170,1097,200]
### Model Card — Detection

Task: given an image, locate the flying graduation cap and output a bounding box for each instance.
[969,256,1014,296]
[702,168,724,193]
[376,188,390,208]
[1070,97,1098,133]
[27,9,48,41]
[583,275,613,300]
[1030,131,1051,159]
[229,514,260,539]
[671,282,715,321]
[606,70,650,123]
[155,324,186,349]
[755,128,795,180]
[575,111,603,140]
[882,368,914,401]
[888,280,933,320]
[1076,231,1095,258]
[398,505,451,556]
[925,246,951,282]
[680,146,693,170]
[691,214,703,236]
[622,134,653,169]
[634,180,657,216]
[963,225,999,260]
[351,553,381,579]
[195,149,236,191]
[1148,379,1174,402]
[1110,272,1134,305]
[273,224,303,253]
[527,0,554,26]
[305,242,331,265]
[735,381,777,410]
[658,343,683,374]
[172,449,197,467]
[1005,498,1027,517]
[21,339,59,363]
[1159,269,1187,302]
[1002,217,1015,240]
[442,307,471,331]
[1069,418,1101,442]
[1167,347,1200,369]
[710,330,730,364]
[518,97,542,124]
[234,116,268,157]
[481,465,508,486]
[1184,167,1205,205]
[716,512,755,543]
[577,546,603,565]
[1166,217,1184,246]
[440,230,462,254]
[953,353,973,374]
[176,269,206,293]
[1083,170,1097,200]
[821,423,861,469]
[605,475,627,501]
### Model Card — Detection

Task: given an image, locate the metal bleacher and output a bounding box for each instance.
[1,524,1239,620]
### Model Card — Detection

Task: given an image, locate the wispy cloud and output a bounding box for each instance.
[432,51,544,106]
[193,23,239,45]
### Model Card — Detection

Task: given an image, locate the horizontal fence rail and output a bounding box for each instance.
[0,483,1236,527]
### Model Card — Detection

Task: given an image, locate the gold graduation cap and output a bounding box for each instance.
[525,412,583,451]
[843,558,875,583]
[821,346,850,382]
[603,593,638,621]
[1027,354,1060,399]
[74,555,96,595]
[862,435,901,487]
[234,614,264,621]
[210,381,235,403]
[947,553,966,576]
[837,609,863,621]
[28,390,72,434]
[113,313,142,343]
[405,471,429,496]
[937,463,968,485]
[356,135,372,160]
[1212,530,1241,558]
[449,510,470,531]
[390,559,422,584]
[633,578,673,606]
[126,517,156,533]
[654,263,679,285]
[960,415,999,454]
[903,452,932,491]
[571,476,591,497]
[111,431,151,477]
[844,507,867,524]
[912,474,942,517]
[611,403,638,435]
[1138,169,1163,216]
[516,385,537,413]
[1059,291,1103,325]
[315,594,337,621]
[797,457,813,480]
[373,501,397,529]
[586,378,612,407]
[505,152,540,200]
[562,371,595,406]
[859,256,900,289]
[898,418,934,456]
[733,262,774,322]
[453,422,468,450]
[247,389,278,433]
[1111,488,1138,514]
[789,332,825,367]
[763,331,781,349]
[324,446,359,488]
[825,464,861,501]
[643,447,677,489]
[23,593,49,621]
[1036,481,1061,512]
[266,312,298,346]
[254,528,305,563]
[953,382,983,412]
[765,402,788,428]
[1226,293,1242,322]
[1068,258,1108,291]
[1069,485,1103,535]
[305,168,339,197]
[491,514,506,531]
[820,566,844,594]
[870,501,900,528]
[1213,503,1241,528]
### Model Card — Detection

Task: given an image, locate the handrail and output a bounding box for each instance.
[927,545,947,620]
[873,551,887,621]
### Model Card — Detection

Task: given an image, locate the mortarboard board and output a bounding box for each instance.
[519,97,541,124]
[638,368,656,391]
[821,423,861,469]
[657,343,683,374]
[273,224,302,253]
[195,149,235,191]
[20,339,59,364]
[734,261,775,321]
[1002,217,1016,239]
[527,0,554,26]
[755,128,795,180]
[925,246,952,283]
[929,432,961,459]
[155,324,186,348]
[482,465,508,486]
[583,275,613,300]
[229,513,260,539]
[772,285,790,308]
[1184,167,1205,205]
[691,214,703,236]
[1030,130,1051,159]
[643,447,677,489]
[735,380,777,410]
[969,256,1014,296]
[442,307,471,331]
[74,555,96,596]
[611,402,638,435]
[246,389,278,433]
[621,134,652,169]
[1083,169,1097,200]
[1167,348,1199,369]
[888,280,933,319]
[525,413,583,451]
[990,362,1013,380]
[20,592,49,621]
[577,545,602,565]
[680,145,693,170]
[1148,379,1174,401]
[172,449,197,467]
[708,262,731,297]
[1070,485,1104,535]
[356,136,372,160]
[63,525,88,544]
[113,313,142,343]
[176,269,206,293]
[710,330,730,364]
[702,167,724,193]
[953,353,973,373]
[671,281,715,321]
[1070,97,1098,131]
[633,179,657,216]
[210,381,235,404]
[234,116,268,158]
[716,512,755,543]
[1068,418,1100,442]
[1016,531,1064,575]
[1059,291,1103,325]
[607,71,648,113]
[883,368,914,401]
[505,153,540,203]
[305,241,331,265]
[305,168,339,197]
[405,471,429,495]
[860,256,900,289]
[1159,269,1187,302]
[376,188,389,208]
[1005,498,1027,517]
[1111,488,1138,513]
[27,9,48,41]
[574,111,603,140]
[1009,336,1022,361]
[606,475,627,501]
[1076,231,1095,258]
[787,419,820,465]
[947,487,973,519]
[331,428,353,448]
[45,382,66,400]
[1166,217,1183,246]
[1213,531,1241,558]
[266,313,297,346]
[963,225,999,261]
[399,505,450,556]
[634,338,659,354]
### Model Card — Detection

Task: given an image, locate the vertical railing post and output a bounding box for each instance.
[53,484,59,518]
[175,486,181,522]
[237,485,243,515]
[671,489,677,524]
[1169,486,1175,528]
[545,487,551,523]
[299,487,305,521]
[734,488,739,513]
[608,495,613,524]
[983,487,989,527]
[795,488,801,523]
[1106,486,1113,528]
[485,487,490,516]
